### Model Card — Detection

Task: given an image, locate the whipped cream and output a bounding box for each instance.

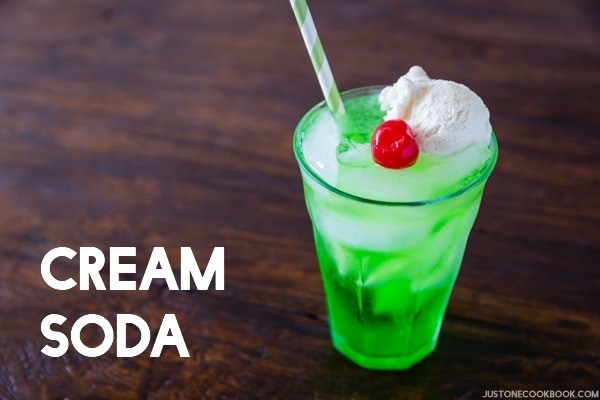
[379,66,492,156]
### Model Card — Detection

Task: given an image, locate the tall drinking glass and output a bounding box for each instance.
[293,86,498,370]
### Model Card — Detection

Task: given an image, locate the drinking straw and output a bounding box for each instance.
[289,0,345,116]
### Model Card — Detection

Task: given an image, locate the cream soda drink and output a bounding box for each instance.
[293,66,498,370]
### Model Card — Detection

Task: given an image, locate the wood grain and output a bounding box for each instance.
[0,0,598,398]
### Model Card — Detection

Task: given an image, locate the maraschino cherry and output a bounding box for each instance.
[371,119,419,169]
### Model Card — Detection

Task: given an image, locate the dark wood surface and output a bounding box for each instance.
[1,0,598,398]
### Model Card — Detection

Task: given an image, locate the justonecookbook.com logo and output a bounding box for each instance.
[482,390,599,399]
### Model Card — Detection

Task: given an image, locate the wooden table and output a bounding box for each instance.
[0,0,598,398]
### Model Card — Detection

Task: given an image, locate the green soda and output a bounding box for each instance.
[294,86,497,369]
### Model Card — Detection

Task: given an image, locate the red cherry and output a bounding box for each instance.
[371,119,419,169]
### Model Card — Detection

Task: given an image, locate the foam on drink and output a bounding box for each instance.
[301,66,493,204]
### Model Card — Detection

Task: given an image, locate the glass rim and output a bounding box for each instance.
[293,85,498,207]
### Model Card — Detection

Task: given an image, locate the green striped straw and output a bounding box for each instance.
[289,0,345,116]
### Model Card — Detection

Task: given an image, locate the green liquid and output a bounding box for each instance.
[294,86,497,369]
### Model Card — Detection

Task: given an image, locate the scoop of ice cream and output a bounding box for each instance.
[379,66,492,156]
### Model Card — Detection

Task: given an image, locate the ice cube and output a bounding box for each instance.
[302,111,340,185]
[320,236,361,278]
[363,254,415,286]
[336,139,372,167]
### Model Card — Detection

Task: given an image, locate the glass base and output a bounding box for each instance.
[332,333,437,370]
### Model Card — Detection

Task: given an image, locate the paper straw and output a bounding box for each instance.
[289,0,345,116]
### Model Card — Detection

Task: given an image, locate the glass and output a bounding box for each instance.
[293,86,498,369]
